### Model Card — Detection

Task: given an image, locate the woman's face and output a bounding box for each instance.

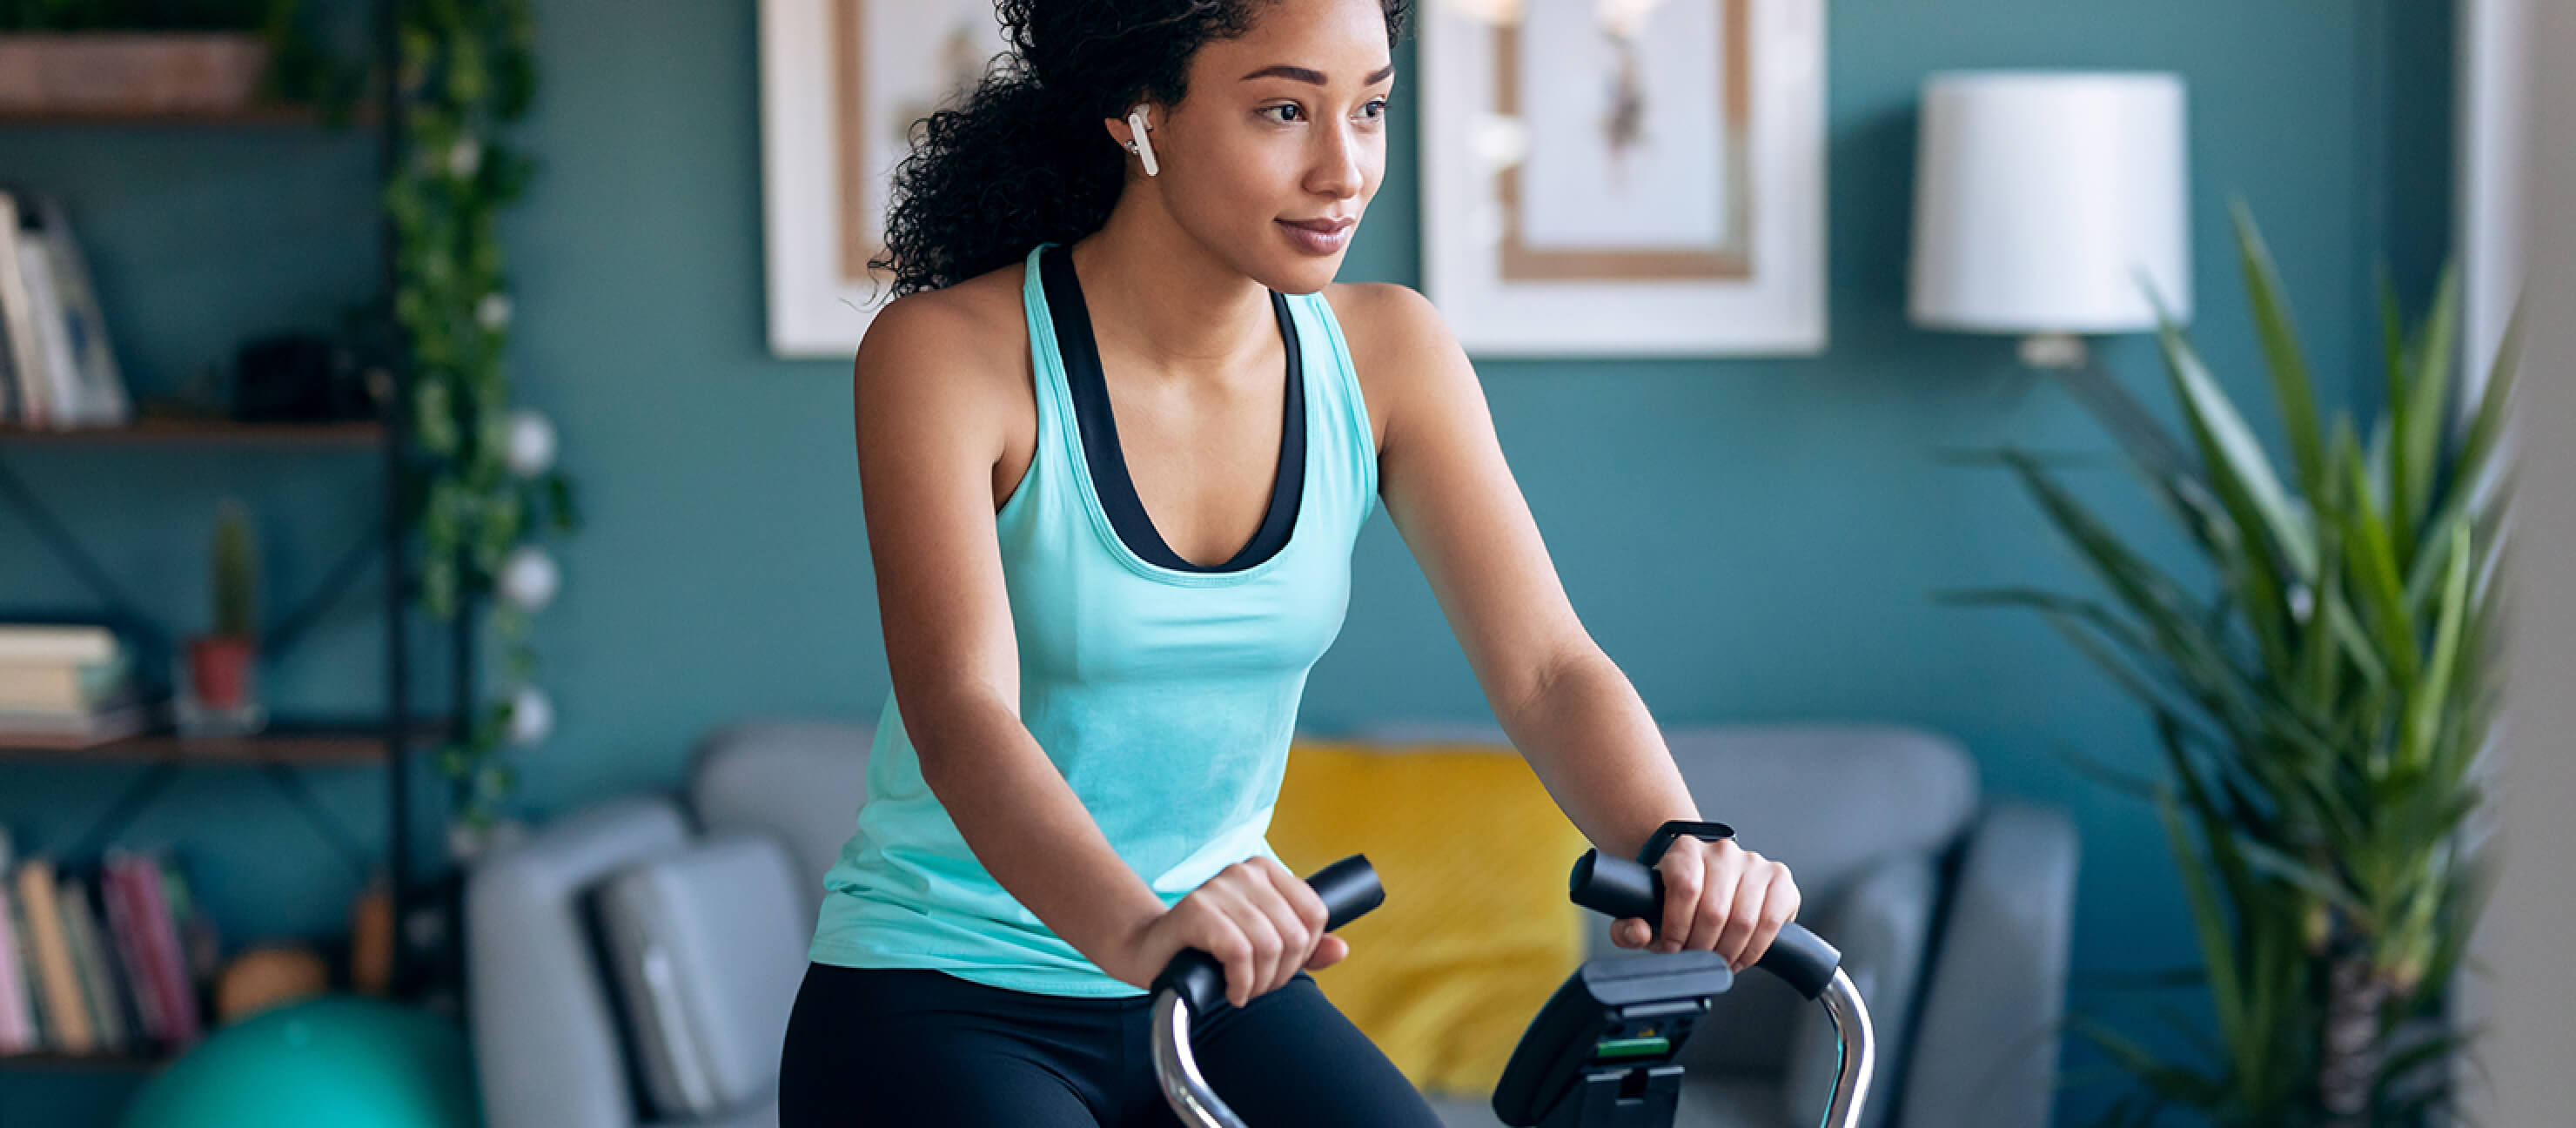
[1125,0,1393,295]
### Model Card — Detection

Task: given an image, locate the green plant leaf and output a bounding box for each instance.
[1934,586,2222,744]
[2231,201,2328,502]
[2042,363,2230,556]
[2156,784,2251,1071]
[2405,526,2473,773]
[2068,1011,2228,1110]
[2406,304,2521,613]
[1989,450,2267,737]
[2337,436,2420,690]
[2150,318,2306,691]
[2153,312,2318,583]
[2396,265,2463,560]
[2297,424,2354,715]
[2228,836,2361,917]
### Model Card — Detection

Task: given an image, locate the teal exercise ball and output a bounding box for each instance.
[121,994,482,1128]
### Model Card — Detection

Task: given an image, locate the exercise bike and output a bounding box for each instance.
[1150,852,1875,1128]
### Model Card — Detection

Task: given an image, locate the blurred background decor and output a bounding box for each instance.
[10,2,2576,1126]
[117,995,480,1128]
[756,0,1010,357]
[0,0,370,124]
[174,496,265,738]
[1942,208,2514,1127]
[1907,70,2193,371]
[383,0,580,844]
[1418,0,1826,356]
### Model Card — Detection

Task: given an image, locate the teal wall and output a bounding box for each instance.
[2,0,2452,1123]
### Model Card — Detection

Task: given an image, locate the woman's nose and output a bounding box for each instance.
[1308,123,1365,199]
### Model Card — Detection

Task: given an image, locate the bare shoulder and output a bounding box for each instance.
[1319,281,1475,453]
[855,266,1024,384]
[851,262,1032,437]
[1318,280,1451,359]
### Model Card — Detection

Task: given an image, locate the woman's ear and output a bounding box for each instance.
[1110,103,1160,176]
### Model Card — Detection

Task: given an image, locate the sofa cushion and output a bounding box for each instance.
[466,795,695,1128]
[1270,736,1591,1101]
[592,834,808,1121]
[687,719,872,925]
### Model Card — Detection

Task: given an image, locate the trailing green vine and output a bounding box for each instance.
[383,0,576,838]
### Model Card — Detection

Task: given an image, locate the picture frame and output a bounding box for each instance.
[758,0,1008,359]
[1419,0,1827,357]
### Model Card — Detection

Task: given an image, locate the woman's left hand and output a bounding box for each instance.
[1609,834,1801,974]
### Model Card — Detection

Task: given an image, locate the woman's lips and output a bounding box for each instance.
[1278,217,1354,254]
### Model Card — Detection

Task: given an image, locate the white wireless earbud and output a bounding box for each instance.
[1125,104,1159,176]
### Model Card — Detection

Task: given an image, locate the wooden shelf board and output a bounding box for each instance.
[0,103,375,128]
[0,719,445,764]
[0,1049,170,1073]
[0,418,384,448]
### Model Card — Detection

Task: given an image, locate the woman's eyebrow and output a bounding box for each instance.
[1238,63,1398,85]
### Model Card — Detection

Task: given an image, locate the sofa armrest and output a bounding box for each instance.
[594,833,808,1122]
[1782,853,1938,1128]
[466,795,693,1128]
[1897,802,2080,1128]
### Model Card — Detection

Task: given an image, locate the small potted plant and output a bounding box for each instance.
[179,495,266,737]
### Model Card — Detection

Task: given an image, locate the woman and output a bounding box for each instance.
[777,1,1802,1124]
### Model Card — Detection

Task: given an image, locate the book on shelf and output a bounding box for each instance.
[10,858,90,1053]
[0,624,148,748]
[0,844,211,1059]
[0,870,31,1054]
[0,624,120,664]
[0,185,131,430]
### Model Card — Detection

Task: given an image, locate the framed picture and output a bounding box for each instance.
[1419,0,1827,357]
[759,0,1008,359]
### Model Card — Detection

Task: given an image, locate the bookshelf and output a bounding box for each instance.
[0,717,445,766]
[0,105,364,129]
[0,1049,163,1074]
[0,2,468,1071]
[0,418,386,449]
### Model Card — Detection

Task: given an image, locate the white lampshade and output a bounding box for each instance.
[1909,71,2192,335]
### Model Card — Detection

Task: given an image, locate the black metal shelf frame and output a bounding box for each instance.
[0,0,477,1003]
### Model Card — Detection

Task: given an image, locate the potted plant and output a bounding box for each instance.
[180,495,266,736]
[0,0,365,122]
[1940,203,2514,1126]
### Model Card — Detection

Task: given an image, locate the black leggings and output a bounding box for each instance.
[777,962,1445,1127]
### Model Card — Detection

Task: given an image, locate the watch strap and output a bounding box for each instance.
[1635,819,1735,868]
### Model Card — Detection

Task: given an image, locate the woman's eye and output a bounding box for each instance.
[1263,99,1386,124]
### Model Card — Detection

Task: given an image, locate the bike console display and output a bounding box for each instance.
[1490,951,1734,1127]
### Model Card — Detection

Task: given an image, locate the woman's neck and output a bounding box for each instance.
[1069,200,1279,384]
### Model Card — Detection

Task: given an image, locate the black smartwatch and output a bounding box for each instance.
[1634,820,1735,868]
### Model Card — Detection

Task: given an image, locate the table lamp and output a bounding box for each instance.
[1909,70,2191,369]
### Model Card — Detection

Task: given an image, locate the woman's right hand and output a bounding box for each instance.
[1112,856,1351,1008]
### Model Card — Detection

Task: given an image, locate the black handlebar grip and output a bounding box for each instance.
[1308,854,1386,930]
[1152,855,1384,1017]
[1569,849,1842,1000]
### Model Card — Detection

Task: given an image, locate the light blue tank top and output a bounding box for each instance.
[808,241,1379,997]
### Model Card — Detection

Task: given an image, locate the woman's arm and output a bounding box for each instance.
[1349,284,1799,969]
[854,296,1171,976]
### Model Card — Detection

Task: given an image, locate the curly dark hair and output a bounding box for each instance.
[869,0,1411,299]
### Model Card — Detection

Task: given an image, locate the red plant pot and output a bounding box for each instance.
[187,635,256,709]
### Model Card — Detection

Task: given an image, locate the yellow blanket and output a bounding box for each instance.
[1268,736,1591,1098]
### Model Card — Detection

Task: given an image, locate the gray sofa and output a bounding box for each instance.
[464,719,2077,1128]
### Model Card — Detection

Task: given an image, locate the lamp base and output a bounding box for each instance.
[2017,332,2089,369]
